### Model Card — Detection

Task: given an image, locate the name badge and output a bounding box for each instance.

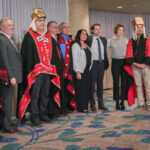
[37,36,43,41]
[44,38,49,43]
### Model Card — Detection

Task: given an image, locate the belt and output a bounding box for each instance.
[93,60,99,62]
[93,60,104,63]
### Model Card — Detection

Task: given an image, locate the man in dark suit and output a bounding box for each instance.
[0,18,22,133]
[47,21,65,118]
[88,23,109,112]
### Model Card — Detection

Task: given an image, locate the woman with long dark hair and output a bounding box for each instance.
[72,29,92,112]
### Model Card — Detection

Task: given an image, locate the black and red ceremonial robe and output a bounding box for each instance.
[57,34,77,109]
[18,28,61,120]
[124,37,150,106]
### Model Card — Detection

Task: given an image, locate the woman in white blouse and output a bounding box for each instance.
[72,29,92,112]
[108,24,128,110]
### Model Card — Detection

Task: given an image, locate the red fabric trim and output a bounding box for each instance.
[29,28,52,66]
[0,77,9,83]
[54,92,60,107]
[0,97,5,111]
[0,97,4,103]
[128,83,136,106]
[58,34,73,81]
[126,39,133,58]
[0,70,9,83]
[56,47,61,60]
[124,65,133,77]
[0,104,5,111]
[70,99,77,110]
[146,37,150,57]
[51,76,61,89]
[67,83,75,96]
[0,70,8,76]
[63,73,72,81]
[19,64,57,120]
[124,65,137,106]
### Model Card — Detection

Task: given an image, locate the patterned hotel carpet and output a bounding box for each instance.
[1,89,150,150]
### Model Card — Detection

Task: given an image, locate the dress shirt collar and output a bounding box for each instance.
[93,35,100,39]
[51,33,57,41]
[61,33,71,41]
[1,32,11,40]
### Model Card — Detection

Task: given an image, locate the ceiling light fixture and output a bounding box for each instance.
[117,6,123,9]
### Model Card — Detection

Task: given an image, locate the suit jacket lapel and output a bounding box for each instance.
[88,35,93,47]
[0,33,17,50]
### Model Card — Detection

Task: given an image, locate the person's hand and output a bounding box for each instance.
[140,64,146,69]
[76,72,81,80]
[10,77,16,86]
[134,63,145,69]
[134,63,139,68]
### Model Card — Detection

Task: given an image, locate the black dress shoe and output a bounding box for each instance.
[49,114,59,119]
[40,115,51,122]
[98,105,108,110]
[77,109,89,113]
[3,128,16,133]
[0,135,3,139]
[60,109,68,115]
[64,108,71,113]
[115,101,120,110]
[120,102,125,110]
[31,117,42,127]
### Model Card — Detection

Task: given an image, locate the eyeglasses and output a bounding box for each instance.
[53,27,59,29]
[62,26,71,29]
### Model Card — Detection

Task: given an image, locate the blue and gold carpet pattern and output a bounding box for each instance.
[0,89,150,150]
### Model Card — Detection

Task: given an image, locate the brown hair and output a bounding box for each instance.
[90,23,100,34]
[114,24,125,34]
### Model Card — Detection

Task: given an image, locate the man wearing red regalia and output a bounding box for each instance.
[57,22,76,113]
[124,17,150,110]
[18,8,61,126]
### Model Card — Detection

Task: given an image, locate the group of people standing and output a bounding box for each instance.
[0,8,150,138]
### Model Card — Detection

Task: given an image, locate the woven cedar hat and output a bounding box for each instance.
[31,8,46,20]
[132,17,144,28]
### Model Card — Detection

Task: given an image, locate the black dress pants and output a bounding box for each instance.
[75,67,91,111]
[29,74,51,118]
[111,58,127,101]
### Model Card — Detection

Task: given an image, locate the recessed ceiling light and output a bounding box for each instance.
[117,6,123,9]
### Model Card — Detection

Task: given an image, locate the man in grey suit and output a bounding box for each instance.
[0,18,22,133]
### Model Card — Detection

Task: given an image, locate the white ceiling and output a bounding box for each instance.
[89,0,150,15]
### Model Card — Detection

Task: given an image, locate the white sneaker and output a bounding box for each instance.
[135,105,145,110]
[145,105,150,110]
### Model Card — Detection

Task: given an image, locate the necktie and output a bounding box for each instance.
[10,37,14,45]
[96,38,102,62]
